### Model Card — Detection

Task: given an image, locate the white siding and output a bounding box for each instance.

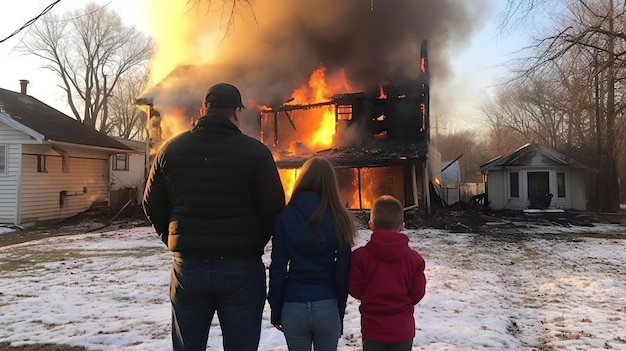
[0,120,34,142]
[486,169,505,210]
[569,169,587,211]
[110,153,146,191]
[0,121,30,224]
[20,149,109,226]
[0,144,21,224]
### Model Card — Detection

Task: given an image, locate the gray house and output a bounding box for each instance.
[0,82,133,227]
[479,143,588,211]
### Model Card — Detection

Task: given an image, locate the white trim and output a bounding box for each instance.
[47,140,131,154]
[0,112,45,142]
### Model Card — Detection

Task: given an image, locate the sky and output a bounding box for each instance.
[0,223,625,350]
[0,0,534,134]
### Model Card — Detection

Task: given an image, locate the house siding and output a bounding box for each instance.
[0,144,21,224]
[110,153,146,191]
[20,147,109,226]
[488,168,586,211]
[0,121,30,225]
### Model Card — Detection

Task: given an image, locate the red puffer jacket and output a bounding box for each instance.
[348,230,426,343]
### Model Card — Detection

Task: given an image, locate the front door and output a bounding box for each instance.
[527,171,551,209]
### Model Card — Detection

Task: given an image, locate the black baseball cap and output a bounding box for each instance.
[204,83,245,109]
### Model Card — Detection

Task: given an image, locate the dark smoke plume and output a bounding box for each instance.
[143,0,491,113]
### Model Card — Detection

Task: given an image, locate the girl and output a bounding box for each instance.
[268,156,357,351]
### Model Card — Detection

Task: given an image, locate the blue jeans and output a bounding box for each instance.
[170,256,266,351]
[281,299,340,351]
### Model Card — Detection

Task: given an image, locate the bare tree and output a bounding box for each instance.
[434,130,491,183]
[106,71,149,140]
[21,2,154,133]
[499,0,625,211]
[186,0,255,36]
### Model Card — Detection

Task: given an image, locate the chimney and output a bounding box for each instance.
[19,80,29,95]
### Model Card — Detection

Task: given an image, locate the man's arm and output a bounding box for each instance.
[254,150,285,245]
[142,158,171,246]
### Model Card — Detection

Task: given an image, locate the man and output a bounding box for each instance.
[143,82,285,351]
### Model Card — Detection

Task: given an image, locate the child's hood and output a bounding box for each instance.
[365,230,411,262]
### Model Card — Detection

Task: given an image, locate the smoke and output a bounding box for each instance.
[142,0,493,112]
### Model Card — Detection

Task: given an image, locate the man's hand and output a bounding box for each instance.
[273,324,283,331]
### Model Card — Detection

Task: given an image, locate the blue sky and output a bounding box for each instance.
[0,0,533,133]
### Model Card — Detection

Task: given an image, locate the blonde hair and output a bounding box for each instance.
[370,195,404,230]
[291,156,356,248]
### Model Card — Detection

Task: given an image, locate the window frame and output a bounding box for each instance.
[0,144,6,176]
[113,153,129,171]
[556,172,566,198]
[509,172,519,198]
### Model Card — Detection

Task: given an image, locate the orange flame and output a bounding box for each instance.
[378,85,387,99]
[273,66,353,200]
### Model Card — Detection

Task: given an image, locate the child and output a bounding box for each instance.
[268,156,357,351]
[348,195,427,351]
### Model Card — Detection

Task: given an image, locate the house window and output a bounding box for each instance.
[0,145,6,175]
[337,104,352,120]
[62,155,70,172]
[113,153,129,171]
[37,155,47,173]
[557,172,566,197]
[509,172,519,198]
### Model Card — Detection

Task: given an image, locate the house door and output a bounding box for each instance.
[527,171,551,208]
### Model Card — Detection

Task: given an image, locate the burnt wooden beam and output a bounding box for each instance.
[282,111,297,131]
[260,100,335,113]
[273,111,278,146]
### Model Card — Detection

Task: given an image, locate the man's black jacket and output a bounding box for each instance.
[142,113,285,258]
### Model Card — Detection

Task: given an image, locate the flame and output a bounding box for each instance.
[159,107,193,142]
[276,66,352,152]
[142,2,221,87]
[378,85,387,99]
[279,169,298,202]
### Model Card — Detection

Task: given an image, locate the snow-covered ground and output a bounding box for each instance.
[0,223,625,350]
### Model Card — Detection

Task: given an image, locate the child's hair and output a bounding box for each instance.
[370,195,404,230]
[291,156,356,248]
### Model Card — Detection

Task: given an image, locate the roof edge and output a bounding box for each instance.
[47,140,133,153]
[0,111,45,142]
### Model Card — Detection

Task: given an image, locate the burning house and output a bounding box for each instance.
[135,0,490,212]
[260,40,432,210]
[137,40,433,211]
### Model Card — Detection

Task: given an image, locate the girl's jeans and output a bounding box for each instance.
[281,299,341,351]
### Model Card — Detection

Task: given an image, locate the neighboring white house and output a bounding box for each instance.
[0,82,133,227]
[110,137,148,205]
[479,143,589,211]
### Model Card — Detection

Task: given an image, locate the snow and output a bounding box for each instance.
[0,224,625,350]
[0,226,16,234]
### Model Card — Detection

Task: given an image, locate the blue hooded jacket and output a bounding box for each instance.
[268,191,351,329]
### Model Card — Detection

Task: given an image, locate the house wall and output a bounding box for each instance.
[487,167,586,211]
[110,153,146,191]
[0,121,32,225]
[110,138,147,194]
[486,169,505,210]
[19,145,109,226]
[569,169,587,211]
